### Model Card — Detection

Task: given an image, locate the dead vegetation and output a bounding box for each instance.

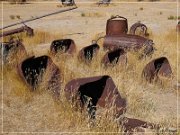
[2,27,179,134]
[81,12,104,17]
[2,30,63,47]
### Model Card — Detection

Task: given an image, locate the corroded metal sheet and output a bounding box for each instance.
[78,43,100,63]
[120,117,155,132]
[0,26,34,38]
[129,22,148,37]
[64,75,126,118]
[50,39,76,55]
[18,55,61,98]
[1,40,27,65]
[142,57,172,82]
[102,48,127,67]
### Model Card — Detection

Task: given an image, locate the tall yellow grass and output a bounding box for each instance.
[2,28,179,134]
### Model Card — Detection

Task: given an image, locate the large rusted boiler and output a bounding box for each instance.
[106,15,128,36]
[103,34,154,56]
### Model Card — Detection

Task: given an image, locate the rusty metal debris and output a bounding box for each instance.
[129,21,149,37]
[97,0,111,6]
[1,39,27,65]
[64,75,158,132]
[0,25,34,38]
[102,48,127,67]
[103,34,154,56]
[119,117,155,133]
[50,39,76,55]
[142,57,172,82]
[106,15,128,36]
[64,75,126,118]
[61,0,75,6]
[78,43,100,63]
[18,55,61,98]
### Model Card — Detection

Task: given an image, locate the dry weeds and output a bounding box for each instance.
[2,28,179,134]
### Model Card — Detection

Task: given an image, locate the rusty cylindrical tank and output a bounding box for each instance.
[106,15,128,36]
[103,34,154,57]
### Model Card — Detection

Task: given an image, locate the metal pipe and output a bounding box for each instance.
[0,6,78,30]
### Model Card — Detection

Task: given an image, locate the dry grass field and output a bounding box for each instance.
[0,1,180,134]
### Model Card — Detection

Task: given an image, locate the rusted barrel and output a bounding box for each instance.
[129,22,148,37]
[18,55,61,98]
[0,26,34,38]
[103,34,154,56]
[78,43,100,63]
[50,39,76,55]
[106,15,128,36]
[64,75,126,118]
[142,57,172,82]
[1,40,27,65]
[102,48,127,67]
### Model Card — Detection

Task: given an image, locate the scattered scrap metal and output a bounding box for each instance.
[2,10,176,133]
[97,0,111,6]
[64,75,157,132]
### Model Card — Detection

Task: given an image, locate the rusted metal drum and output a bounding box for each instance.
[78,43,100,63]
[18,55,61,98]
[64,75,126,118]
[142,57,172,82]
[129,22,148,37]
[50,39,76,55]
[102,48,127,67]
[103,34,154,56]
[106,15,128,36]
[1,40,27,65]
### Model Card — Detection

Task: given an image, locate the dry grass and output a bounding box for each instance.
[3,30,62,47]
[81,12,104,18]
[2,28,179,133]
